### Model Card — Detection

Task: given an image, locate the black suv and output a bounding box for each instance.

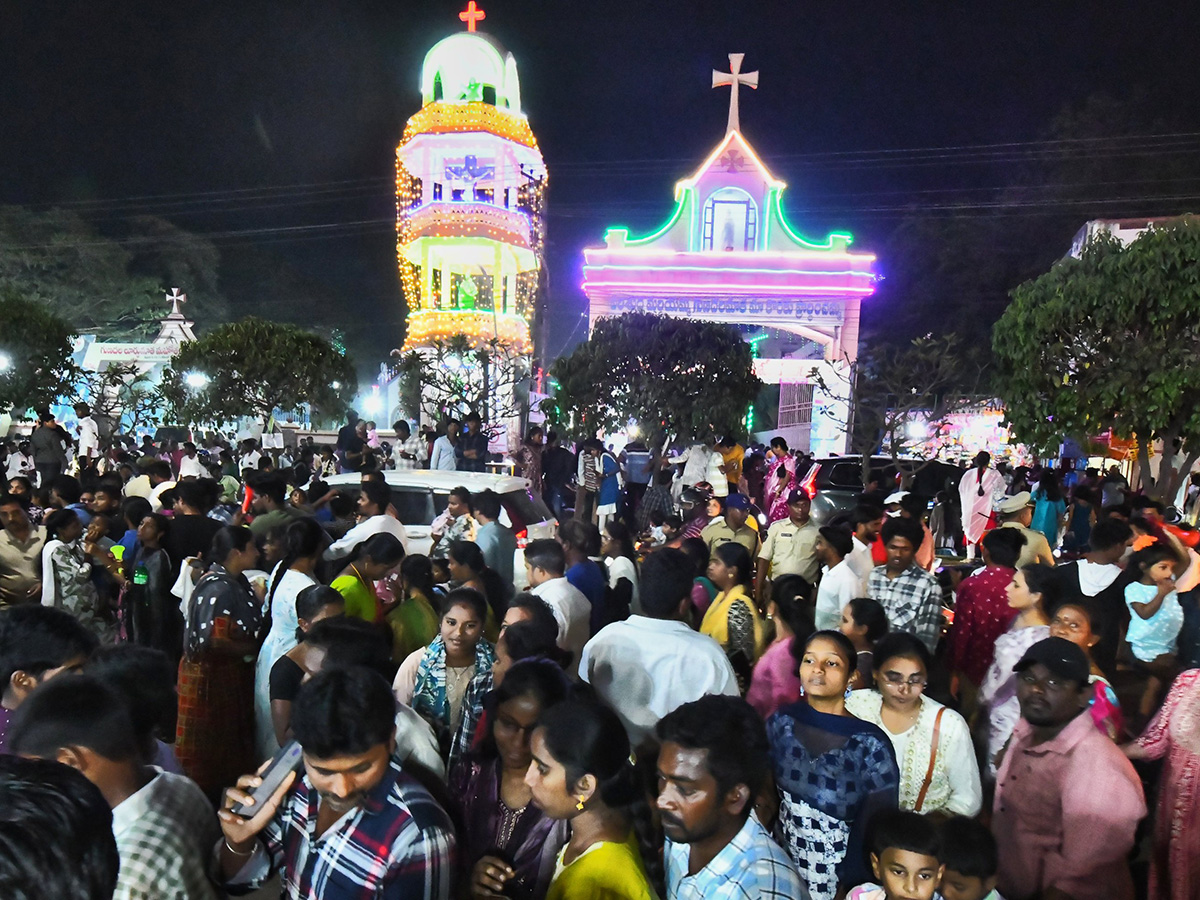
[800,456,965,525]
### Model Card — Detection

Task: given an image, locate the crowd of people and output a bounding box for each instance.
[0,411,1196,900]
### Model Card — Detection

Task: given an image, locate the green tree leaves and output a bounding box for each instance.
[543,313,761,443]
[993,217,1200,500]
[160,317,356,427]
[0,288,81,415]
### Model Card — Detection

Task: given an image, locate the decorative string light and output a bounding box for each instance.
[400,102,539,151]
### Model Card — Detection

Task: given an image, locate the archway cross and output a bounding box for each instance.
[712,53,758,136]
[459,1,486,31]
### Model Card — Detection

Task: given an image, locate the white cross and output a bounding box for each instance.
[166,288,187,316]
[712,53,758,136]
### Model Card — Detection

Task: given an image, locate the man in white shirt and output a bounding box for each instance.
[73,403,100,472]
[177,442,209,480]
[324,480,409,560]
[524,538,591,672]
[429,420,459,472]
[579,548,738,747]
[846,502,885,594]
[238,439,263,475]
[5,440,35,481]
[813,525,860,630]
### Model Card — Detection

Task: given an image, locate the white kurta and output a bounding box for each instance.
[958,466,1004,545]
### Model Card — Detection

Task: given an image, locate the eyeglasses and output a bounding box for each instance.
[882,672,927,688]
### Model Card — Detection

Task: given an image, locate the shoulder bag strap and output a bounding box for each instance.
[913,706,946,813]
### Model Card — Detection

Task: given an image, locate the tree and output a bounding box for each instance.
[396,335,529,436]
[817,334,987,485]
[0,288,81,416]
[993,218,1200,502]
[0,206,228,340]
[71,363,165,438]
[160,317,356,428]
[542,313,761,443]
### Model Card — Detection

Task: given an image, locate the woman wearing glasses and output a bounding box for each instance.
[846,632,982,818]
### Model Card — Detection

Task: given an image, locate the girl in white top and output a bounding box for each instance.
[846,632,981,817]
[601,521,640,617]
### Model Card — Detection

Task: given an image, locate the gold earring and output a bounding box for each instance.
[576,795,587,811]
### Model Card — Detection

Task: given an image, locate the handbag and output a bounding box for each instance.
[913,706,946,812]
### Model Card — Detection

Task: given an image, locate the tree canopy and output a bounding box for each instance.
[993,217,1200,501]
[0,288,80,416]
[160,317,356,427]
[0,206,228,339]
[396,335,528,436]
[543,313,761,442]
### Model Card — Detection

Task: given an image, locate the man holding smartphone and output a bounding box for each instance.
[218,666,455,898]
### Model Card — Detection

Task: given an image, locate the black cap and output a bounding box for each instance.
[1013,636,1090,685]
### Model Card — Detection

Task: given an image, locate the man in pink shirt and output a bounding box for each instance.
[948,527,1025,717]
[993,637,1145,900]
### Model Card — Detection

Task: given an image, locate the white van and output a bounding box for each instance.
[322,470,556,589]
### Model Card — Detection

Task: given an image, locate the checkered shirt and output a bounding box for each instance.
[392,434,428,470]
[112,770,222,900]
[867,564,943,652]
[666,812,808,900]
[227,755,455,899]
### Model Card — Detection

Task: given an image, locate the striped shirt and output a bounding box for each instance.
[666,812,808,900]
[227,755,455,899]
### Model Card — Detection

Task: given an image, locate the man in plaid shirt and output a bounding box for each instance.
[657,696,807,900]
[390,420,427,471]
[219,667,455,899]
[868,516,944,652]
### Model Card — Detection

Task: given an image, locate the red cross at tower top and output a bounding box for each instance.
[459,1,486,31]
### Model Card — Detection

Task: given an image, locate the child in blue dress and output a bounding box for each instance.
[1125,541,1184,720]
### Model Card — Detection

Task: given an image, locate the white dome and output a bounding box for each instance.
[419,33,521,114]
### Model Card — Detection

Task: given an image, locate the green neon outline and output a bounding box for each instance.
[602,187,692,248]
[767,188,853,252]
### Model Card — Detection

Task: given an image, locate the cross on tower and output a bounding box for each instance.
[165,287,188,317]
[712,53,759,136]
[459,1,486,31]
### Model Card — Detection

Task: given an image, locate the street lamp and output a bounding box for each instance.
[184,371,209,389]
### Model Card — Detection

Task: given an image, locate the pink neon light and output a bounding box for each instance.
[583,249,875,264]
[583,281,875,295]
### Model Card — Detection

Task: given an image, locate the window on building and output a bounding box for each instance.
[778,382,814,428]
[702,188,758,251]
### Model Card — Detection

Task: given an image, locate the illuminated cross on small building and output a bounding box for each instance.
[459,1,486,32]
[712,53,759,136]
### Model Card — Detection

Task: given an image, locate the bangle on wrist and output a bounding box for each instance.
[224,838,255,857]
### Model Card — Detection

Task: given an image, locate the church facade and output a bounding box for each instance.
[582,55,876,453]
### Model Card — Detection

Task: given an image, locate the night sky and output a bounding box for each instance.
[2,1,1198,377]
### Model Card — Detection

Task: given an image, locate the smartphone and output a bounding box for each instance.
[230,740,303,818]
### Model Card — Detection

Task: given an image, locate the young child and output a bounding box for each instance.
[1048,598,1123,739]
[646,508,668,548]
[1125,541,1184,718]
[848,808,944,900]
[937,816,1003,900]
[840,596,888,690]
[662,513,683,544]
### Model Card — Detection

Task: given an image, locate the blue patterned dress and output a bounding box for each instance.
[767,702,899,900]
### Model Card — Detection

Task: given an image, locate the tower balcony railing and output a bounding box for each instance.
[403,201,533,249]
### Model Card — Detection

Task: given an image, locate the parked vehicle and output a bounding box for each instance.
[322,470,556,589]
[799,456,965,526]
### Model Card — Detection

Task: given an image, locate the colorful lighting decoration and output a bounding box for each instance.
[581,55,876,453]
[396,19,546,357]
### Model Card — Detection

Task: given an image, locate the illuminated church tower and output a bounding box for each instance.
[396,1,546,388]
